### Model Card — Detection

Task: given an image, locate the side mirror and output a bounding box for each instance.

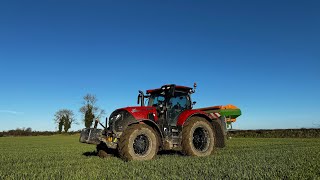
[138,90,145,106]
[191,82,197,93]
[137,94,141,104]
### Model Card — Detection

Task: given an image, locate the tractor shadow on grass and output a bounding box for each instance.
[82,150,184,159]
[158,150,184,156]
[82,150,116,158]
[82,141,184,159]
[82,151,97,157]
[82,142,117,158]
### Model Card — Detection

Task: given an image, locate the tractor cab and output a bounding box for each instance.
[137,84,196,136]
[147,85,194,120]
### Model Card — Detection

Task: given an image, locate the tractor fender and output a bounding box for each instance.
[178,110,226,148]
[128,119,163,140]
[176,109,208,126]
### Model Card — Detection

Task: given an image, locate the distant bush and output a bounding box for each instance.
[228,128,320,138]
[0,128,81,137]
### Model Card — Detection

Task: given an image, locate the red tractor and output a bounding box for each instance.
[80,84,241,161]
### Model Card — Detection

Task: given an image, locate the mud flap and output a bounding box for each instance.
[212,118,226,148]
[219,116,228,136]
[79,128,103,144]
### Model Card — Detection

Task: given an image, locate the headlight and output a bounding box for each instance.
[115,114,121,120]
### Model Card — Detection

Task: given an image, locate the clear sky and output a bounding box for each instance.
[0,0,319,131]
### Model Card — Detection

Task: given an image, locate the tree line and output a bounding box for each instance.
[53,94,105,133]
[0,127,80,137]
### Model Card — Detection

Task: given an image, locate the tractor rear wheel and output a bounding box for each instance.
[118,124,158,161]
[182,117,215,156]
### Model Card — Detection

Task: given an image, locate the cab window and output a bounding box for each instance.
[148,95,165,107]
[169,93,190,110]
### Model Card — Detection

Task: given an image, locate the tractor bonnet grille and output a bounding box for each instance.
[109,110,136,133]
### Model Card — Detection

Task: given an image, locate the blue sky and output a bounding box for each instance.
[0,0,319,131]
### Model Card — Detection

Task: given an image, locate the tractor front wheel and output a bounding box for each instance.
[118,124,158,161]
[182,117,215,156]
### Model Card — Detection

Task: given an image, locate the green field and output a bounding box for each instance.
[0,135,319,179]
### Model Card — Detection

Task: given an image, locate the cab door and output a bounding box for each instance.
[167,92,190,126]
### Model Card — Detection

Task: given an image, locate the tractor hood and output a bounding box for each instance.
[117,106,157,120]
[108,106,158,136]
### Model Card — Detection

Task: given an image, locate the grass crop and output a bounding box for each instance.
[0,135,319,179]
[228,128,320,138]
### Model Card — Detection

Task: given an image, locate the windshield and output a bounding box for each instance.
[169,92,190,110]
[147,92,191,108]
[147,94,165,107]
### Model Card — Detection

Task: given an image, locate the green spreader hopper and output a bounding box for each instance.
[197,104,241,129]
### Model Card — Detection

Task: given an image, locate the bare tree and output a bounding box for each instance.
[80,94,105,128]
[54,109,76,133]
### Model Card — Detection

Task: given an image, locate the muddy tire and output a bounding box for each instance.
[182,117,215,156]
[118,124,158,161]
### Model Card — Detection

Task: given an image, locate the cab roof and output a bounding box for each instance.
[146,84,192,94]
